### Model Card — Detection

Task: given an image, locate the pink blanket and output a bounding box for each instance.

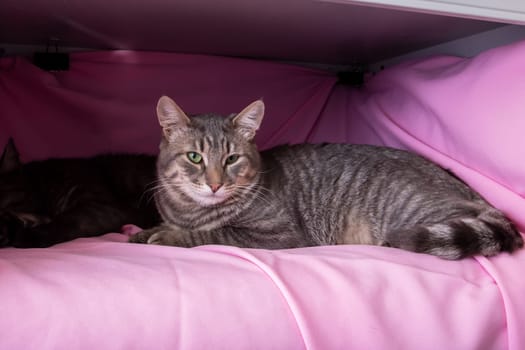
[1,41,525,349]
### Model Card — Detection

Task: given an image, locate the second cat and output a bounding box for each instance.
[0,140,160,248]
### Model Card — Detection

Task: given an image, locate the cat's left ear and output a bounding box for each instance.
[156,96,191,142]
[0,138,21,173]
[232,100,264,141]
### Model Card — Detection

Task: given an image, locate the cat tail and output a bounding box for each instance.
[384,206,524,260]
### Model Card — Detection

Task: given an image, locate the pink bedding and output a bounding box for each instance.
[1,40,525,349]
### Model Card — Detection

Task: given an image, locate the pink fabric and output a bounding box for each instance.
[1,42,525,349]
[0,51,336,160]
[0,229,514,350]
[311,42,525,232]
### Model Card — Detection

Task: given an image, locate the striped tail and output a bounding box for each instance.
[385,207,524,260]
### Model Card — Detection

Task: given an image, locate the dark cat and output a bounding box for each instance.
[0,140,160,248]
[129,96,523,259]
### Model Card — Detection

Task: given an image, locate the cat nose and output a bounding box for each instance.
[208,183,223,193]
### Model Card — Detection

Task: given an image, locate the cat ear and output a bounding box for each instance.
[156,96,191,142]
[232,100,264,141]
[0,138,21,173]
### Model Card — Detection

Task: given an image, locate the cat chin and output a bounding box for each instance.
[188,192,230,207]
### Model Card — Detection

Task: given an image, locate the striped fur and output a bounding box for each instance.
[129,96,524,259]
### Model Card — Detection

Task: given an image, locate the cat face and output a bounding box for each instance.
[155,96,264,207]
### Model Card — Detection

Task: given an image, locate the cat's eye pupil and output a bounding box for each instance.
[226,155,239,165]
[187,152,202,164]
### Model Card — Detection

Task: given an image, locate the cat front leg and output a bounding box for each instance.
[128,224,181,244]
[147,228,191,247]
[129,224,217,247]
[129,223,305,249]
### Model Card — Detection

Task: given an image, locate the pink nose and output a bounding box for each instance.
[209,183,223,193]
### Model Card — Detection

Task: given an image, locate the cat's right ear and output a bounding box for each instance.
[0,138,21,173]
[156,96,191,142]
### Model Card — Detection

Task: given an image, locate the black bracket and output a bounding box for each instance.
[33,38,70,71]
[337,67,365,87]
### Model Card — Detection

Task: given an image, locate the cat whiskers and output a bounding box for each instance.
[223,184,274,225]
[140,179,165,205]
[140,179,164,205]
[145,179,182,205]
[235,184,274,207]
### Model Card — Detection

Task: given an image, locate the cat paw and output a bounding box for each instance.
[128,225,189,247]
[147,233,160,244]
[128,229,156,244]
[147,232,171,245]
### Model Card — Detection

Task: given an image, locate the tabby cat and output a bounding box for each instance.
[0,140,160,248]
[129,96,523,259]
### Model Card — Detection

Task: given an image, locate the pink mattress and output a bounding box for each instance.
[1,40,524,349]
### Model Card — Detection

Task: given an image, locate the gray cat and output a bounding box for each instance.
[129,96,523,259]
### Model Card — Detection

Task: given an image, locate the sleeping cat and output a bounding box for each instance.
[0,140,160,248]
[129,96,524,259]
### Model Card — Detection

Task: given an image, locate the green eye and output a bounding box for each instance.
[187,152,203,164]
[226,154,239,165]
